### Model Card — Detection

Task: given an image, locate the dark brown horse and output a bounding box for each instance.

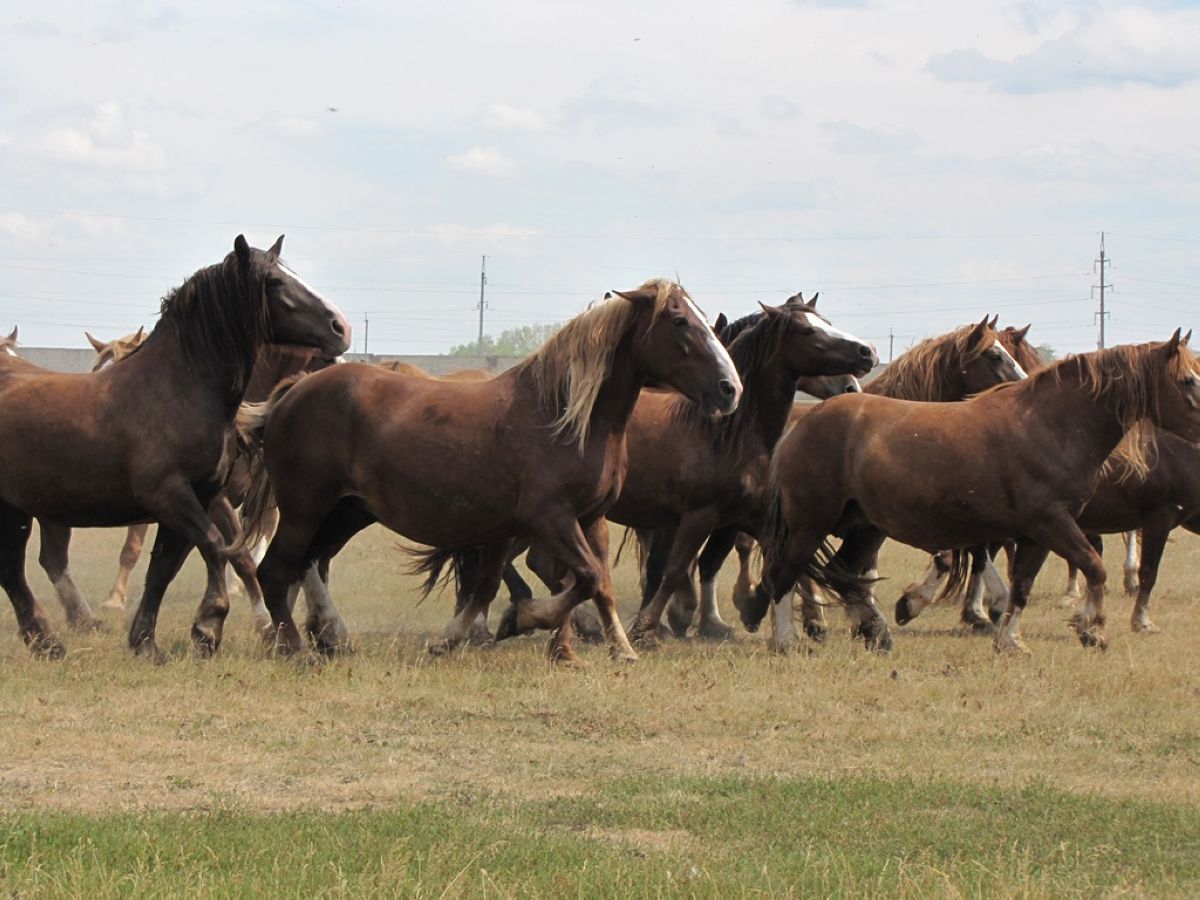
[598,295,877,649]
[762,333,1200,655]
[728,316,1028,639]
[242,280,741,663]
[0,235,349,658]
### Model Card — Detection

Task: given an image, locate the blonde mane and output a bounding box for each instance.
[1034,341,1200,479]
[517,278,677,448]
[867,323,993,401]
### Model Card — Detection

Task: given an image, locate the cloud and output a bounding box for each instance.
[927,6,1200,92]
[0,213,45,240]
[562,77,671,128]
[760,95,801,121]
[38,102,167,171]
[823,121,922,155]
[482,104,556,133]
[717,179,832,213]
[444,146,516,177]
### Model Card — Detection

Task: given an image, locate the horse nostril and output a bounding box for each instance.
[859,344,875,359]
[331,318,346,338]
[718,379,737,399]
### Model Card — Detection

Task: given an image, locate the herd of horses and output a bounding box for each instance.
[2,234,1199,666]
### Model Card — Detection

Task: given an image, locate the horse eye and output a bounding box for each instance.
[797,325,815,336]
[673,316,688,328]
[267,277,284,288]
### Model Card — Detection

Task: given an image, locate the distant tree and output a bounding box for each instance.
[1035,342,1057,362]
[449,322,562,357]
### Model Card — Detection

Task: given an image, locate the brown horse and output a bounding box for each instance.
[728,316,1028,639]
[762,333,1200,656]
[594,295,877,650]
[0,235,349,658]
[242,280,741,663]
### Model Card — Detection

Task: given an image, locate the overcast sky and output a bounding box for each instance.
[2,0,1199,357]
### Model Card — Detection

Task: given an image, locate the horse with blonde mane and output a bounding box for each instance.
[762,332,1200,656]
[241,279,741,663]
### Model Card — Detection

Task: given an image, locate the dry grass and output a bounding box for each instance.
[2,522,1199,818]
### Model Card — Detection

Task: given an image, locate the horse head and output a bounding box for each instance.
[959,315,1027,394]
[234,235,351,361]
[616,280,741,417]
[756,292,877,380]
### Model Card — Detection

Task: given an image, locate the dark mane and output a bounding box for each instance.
[668,307,791,453]
[153,251,271,403]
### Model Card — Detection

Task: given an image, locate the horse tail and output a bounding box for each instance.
[402,545,464,601]
[935,549,972,603]
[234,376,303,551]
[612,526,650,573]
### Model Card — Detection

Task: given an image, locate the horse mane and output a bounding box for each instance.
[1024,342,1200,478]
[515,278,677,448]
[666,306,792,452]
[867,323,994,401]
[154,251,271,398]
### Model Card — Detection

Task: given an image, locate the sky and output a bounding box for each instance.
[2,0,1199,358]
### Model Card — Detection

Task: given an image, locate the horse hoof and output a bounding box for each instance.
[68,615,105,632]
[894,597,914,626]
[548,642,584,668]
[994,637,1032,656]
[570,608,605,644]
[696,620,735,643]
[28,633,67,660]
[495,603,533,642]
[132,639,167,665]
[1078,630,1108,651]
[610,649,639,664]
[1132,620,1160,635]
[665,606,692,640]
[734,589,770,632]
[426,638,460,657]
[190,626,221,659]
[102,595,126,612]
[802,620,827,643]
[626,622,660,651]
[466,622,496,647]
[962,614,996,636]
[767,639,789,655]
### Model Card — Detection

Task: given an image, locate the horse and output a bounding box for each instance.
[240,279,741,664]
[727,316,1028,641]
[0,235,349,658]
[0,327,18,357]
[892,324,1046,630]
[590,294,877,650]
[761,332,1200,656]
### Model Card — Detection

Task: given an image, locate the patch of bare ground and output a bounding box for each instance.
[1,523,1199,814]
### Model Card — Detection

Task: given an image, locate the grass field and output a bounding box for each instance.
[2,523,1199,896]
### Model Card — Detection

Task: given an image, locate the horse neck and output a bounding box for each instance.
[139,323,261,416]
[1019,364,1133,473]
[581,329,644,444]
[735,359,800,453]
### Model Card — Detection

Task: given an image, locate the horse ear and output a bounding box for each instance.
[786,292,804,306]
[1183,329,1193,347]
[988,314,999,328]
[85,331,106,353]
[234,234,251,266]
[809,292,819,308]
[268,235,285,259]
[1016,324,1031,341]
[759,301,783,317]
[1166,328,1183,352]
[714,312,728,335]
[134,326,145,342]
[6,326,17,342]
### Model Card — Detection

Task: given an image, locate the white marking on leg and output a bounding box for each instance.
[981,557,1009,607]
[698,577,727,626]
[964,572,987,622]
[53,573,95,625]
[302,564,348,644]
[770,592,794,652]
[902,557,944,617]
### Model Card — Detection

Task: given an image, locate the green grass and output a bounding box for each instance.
[4,774,1198,897]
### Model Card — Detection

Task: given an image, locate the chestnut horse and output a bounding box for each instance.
[0,235,350,658]
[762,333,1200,656]
[242,280,741,663]
[600,294,877,650]
[728,316,1027,641]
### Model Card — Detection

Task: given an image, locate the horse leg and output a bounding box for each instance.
[433,540,511,655]
[37,522,101,630]
[103,524,148,611]
[833,528,892,652]
[994,540,1051,655]
[635,527,675,641]
[126,525,192,661]
[960,546,996,634]
[207,494,271,634]
[665,564,699,639]
[982,546,1010,624]
[626,512,720,649]
[694,526,737,641]
[1130,519,1168,634]
[0,502,64,658]
[1122,530,1141,596]
[895,551,950,625]
[1028,519,1109,650]
[300,558,352,654]
[763,534,826,655]
[1060,562,1083,608]
[729,531,758,620]
[579,517,638,662]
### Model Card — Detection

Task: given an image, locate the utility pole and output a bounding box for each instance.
[364,314,370,356]
[888,328,894,363]
[1094,232,1112,349]
[476,255,488,353]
